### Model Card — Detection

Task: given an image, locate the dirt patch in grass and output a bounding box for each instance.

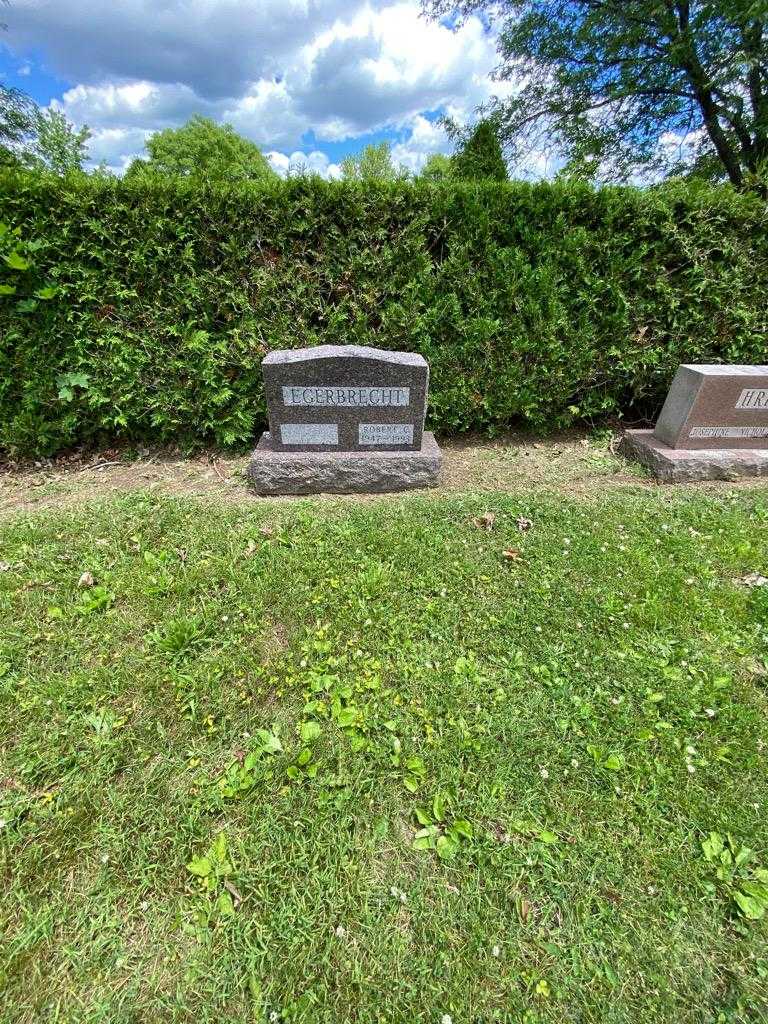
[1,429,766,519]
[261,617,291,662]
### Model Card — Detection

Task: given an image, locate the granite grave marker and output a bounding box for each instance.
[623,364,768,481]
[248,345,442,494]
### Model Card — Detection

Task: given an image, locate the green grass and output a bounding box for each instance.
[1,489,767,1023]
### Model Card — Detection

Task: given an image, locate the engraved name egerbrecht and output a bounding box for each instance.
[282,386,410,407]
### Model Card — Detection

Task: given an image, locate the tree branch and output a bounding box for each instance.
[741,19,768,160]
[665,0,744,186]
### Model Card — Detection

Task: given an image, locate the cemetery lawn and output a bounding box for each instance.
[1,488,768,1024]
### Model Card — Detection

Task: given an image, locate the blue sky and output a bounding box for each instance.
[1,48,68,104]
[0,1,537,177]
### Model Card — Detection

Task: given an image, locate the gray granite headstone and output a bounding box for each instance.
[261,345,429,452]
[249,345,441,494]
[654,364,768,450]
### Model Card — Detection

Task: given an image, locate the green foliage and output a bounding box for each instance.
[0,85,36,168]
[186,832,238,923]
[0,87,91,177]
[340,141,407,181]
[701,832,768,921]
[1,171,767,456]
[419,152,453,181]
[26,109,91,175]
[124,115,275,184]
[451,120,508,182]
[0,219,58,313]
[412,794,474,860]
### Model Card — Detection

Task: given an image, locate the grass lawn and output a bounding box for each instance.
[1,487,767,1023]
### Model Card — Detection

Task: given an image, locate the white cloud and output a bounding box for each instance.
[224,81,308,151]
[656,128,706,165]
[53,81,219,131]
[267,149,342,179]
[87,127,152,173]
[7,0,535,178]
[7,0,358,99]
[391,114,452,174]
[291,3,501,140]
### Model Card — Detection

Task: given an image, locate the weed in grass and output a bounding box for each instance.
[701,832,768,922]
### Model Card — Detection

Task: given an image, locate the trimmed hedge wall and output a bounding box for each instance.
[1,171,767,455]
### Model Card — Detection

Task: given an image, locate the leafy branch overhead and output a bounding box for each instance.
[422,0,768,189]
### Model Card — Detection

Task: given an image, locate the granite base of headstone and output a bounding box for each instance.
[250,430,442,495]
[622,364,768,482]
[248,345,442,494]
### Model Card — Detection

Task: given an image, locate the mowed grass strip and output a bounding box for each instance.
[0,490,767,1023]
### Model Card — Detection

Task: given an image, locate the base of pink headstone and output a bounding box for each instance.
[622,429,768,482]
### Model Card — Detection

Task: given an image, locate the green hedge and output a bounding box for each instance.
[1,171,766,456]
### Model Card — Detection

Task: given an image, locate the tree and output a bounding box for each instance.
[422,0,768,189]
[340,142,407,181]
[123,158,155,181]
[27,109,91,174]
[451,120,509,181]
[0,86,36,168]
[0,2,35,168]
[125,115,275,183]
[418,153,454,181]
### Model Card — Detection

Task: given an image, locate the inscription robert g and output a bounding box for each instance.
[359,423,414,445]
[283,386,410,407]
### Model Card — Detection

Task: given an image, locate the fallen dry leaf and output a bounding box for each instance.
[516,516,533,533]
[502,548,522,562]
[0,561,10,572]
[740,572,768,588]
[472,511,496,531]
[78,571,95,588]
[259,525,275,538]
[223,879,243,906]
